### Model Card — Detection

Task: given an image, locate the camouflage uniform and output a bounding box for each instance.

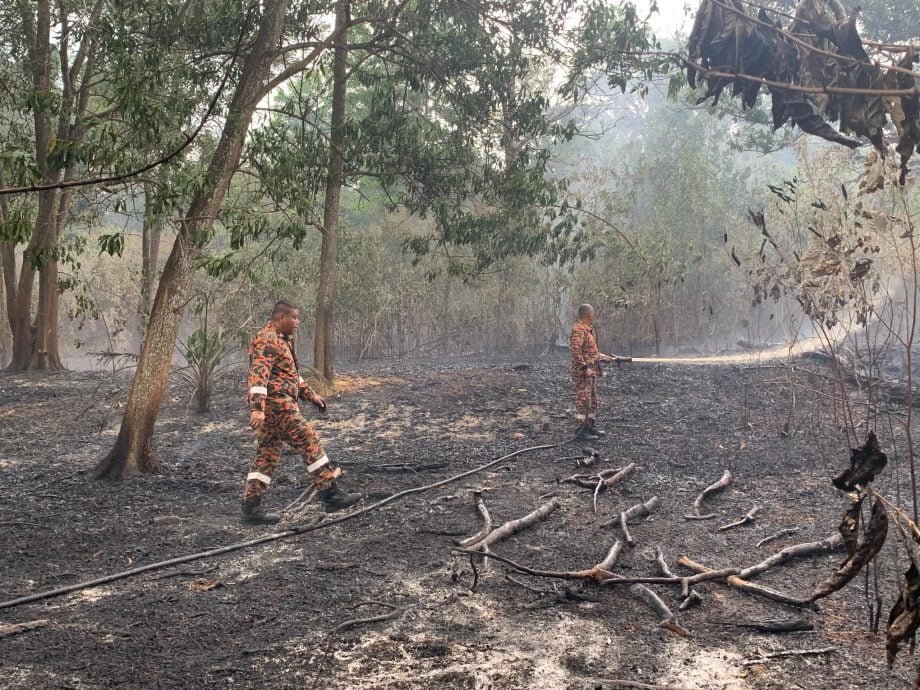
[242,322,339,504]
[570,320,600,427]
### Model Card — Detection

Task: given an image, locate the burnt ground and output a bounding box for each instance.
[0,354,916,689]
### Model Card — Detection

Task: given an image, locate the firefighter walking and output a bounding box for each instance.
[241,300,363,525]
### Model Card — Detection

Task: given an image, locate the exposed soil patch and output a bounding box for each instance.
[0,355,914,689]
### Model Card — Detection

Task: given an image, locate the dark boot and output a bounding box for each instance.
[318,482,364,513]
[241,498,280,525]
[588,420,607,438]
[574,424,595,441]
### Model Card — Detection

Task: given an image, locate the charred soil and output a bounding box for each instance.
[0,355,914,689]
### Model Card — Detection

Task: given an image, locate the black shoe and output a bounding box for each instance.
[318,483,364,513]
[588,422,607,438]
[574,424,595,441]
[241,499,280,525]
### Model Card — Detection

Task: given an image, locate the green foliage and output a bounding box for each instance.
[98,232,125,257]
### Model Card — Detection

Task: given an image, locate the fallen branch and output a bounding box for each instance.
[738,533,843,580]
[456,491,493,548]
[327,601,407,635]
[281,486,317,517]
[464,498,561,554]
[0,619,49,639]
[561,466,632,490]
[620,512,635,546]
[590,680,701,690]
[676,556,815,609]
[630,584,689,636]
[757,527,801,548]
[679,591,702,610]
[601,462,637,488]
[741,646,837,666]
[655,546,696,608]
[729,618,814,634]
[597,540,624,572]
[379,461,451,473]
[654,546,676,578]
[718,505,761,532]
[602,497,661,545]
[452,547,738,589]
[685,470,732,520]
[0,441,564,610]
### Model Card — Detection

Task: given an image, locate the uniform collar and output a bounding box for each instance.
[265,321,293,342]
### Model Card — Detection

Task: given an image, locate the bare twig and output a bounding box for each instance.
[593,478,604,514]
[0,619,49,639]
[456,491,493,548]
[0,441,564,610]
[685,470,732,520]
[281,486,317,516]
[718,506,761,532]
[327,602,407,635]
[756,527,801,548]
[464,499,561,554]
[738,533,843,580]
[630,585,689,636]
[590,680,701,690]
[742,646,837,666]
[676,556,815,609]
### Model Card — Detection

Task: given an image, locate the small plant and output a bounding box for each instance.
[174,293,244,413]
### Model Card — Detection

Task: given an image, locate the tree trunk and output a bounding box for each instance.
[0,185,13,368]
[95,0,293,479]
[8,0,68,371]
[0,253,9,369]
[139,181,163,341]
[313,0,348,382]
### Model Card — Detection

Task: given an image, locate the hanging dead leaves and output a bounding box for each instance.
[687,0,920,183]
[816,431,920,686]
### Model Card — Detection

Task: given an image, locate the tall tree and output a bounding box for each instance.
[244,0,657,379]
[94,0,298,478]
[313,0,350,381]
[0,0,238,370]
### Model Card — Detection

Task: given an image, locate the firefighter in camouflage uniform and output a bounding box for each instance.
[241,300,363,525]
[570,304,615,440]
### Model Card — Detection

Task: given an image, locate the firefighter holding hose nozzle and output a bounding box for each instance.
[570,303,622,441]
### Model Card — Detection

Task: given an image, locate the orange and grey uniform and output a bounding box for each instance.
[242,322,338,503]
[570,320,601,426]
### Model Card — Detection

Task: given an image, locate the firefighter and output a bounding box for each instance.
[570,304,615,440]
[241,300,363,524]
